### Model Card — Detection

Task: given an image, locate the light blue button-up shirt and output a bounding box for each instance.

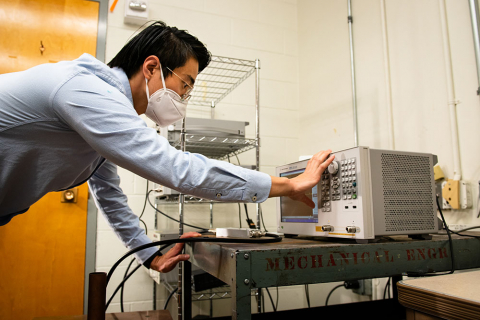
[0,54,272,263]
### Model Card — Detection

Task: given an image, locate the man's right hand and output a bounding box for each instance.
[269,149,334,208]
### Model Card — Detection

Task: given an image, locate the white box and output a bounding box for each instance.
[124,0,148,26]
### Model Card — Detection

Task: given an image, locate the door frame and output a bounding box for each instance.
[84,0,108,314]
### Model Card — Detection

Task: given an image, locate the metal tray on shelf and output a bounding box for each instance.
[169,134,256,160]
[188,56,256,107]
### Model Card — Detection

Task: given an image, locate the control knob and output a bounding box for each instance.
[328,161,339,174]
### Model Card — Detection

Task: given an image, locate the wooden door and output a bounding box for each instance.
[0,1,99,319]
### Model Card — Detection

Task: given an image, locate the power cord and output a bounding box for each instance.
[147,191,209,232]
[244,203,256,229]
[164,287,179,310]
[120,258,136,312]
[305,284,310,308]
[106,261,143,309]
[107,244,171,310]
[138,181,149,235]
[265,287,276,312]
[406,195,455,277]
[259,204,268,232]
[383,277,391,299]
[325,284,344,306]
[120,181,150,312]
[445,226,480,239]
[237,203,242,228]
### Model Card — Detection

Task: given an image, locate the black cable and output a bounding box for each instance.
[305,284,310,308]
[139,181,149,236]
[108,244,171,311]
[446,226,480,239]
[388,279,391,299]
[406,195,455,277]
[164,287,179,310]
[325,284,344,306]
[120,258,136,312]
[106,263,142,310]
[238,203,242,228]
[244,203,251,220]
[259,204,268,232]
[139,181,149,220]
[147,191,208,231]
[139,219,148,233]
[265,287,276,312]
[383,277,391,300]
[106,235,282,286]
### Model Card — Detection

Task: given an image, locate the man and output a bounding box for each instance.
[0,21,334,272]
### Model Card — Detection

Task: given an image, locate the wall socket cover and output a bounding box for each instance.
[459,181,472,209]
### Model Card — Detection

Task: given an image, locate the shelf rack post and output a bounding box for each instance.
[178,117,188,320]
[255,59,261,231]
[254,58,262,314]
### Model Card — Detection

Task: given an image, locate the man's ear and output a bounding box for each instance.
[143,55,160,81]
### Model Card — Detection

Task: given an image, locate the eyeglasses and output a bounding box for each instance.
[166,67,194,101]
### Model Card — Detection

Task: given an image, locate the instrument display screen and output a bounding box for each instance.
[280,169,318,223]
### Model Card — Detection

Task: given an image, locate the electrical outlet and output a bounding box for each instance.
[459,181,472,209]
[448,224,475,231]
[352,279,372,296]
[441,181,452,210]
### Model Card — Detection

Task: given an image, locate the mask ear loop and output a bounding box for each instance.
[145,78,150,99]
[158,62,167,90]
[145,62,167,99]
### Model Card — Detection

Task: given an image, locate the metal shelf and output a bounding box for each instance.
[169,134,256,160]
[161,280,232,302]
[188,56,256,107]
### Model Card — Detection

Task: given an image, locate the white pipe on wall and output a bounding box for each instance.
[439,0,462,181]
[348,0,359,147]
[380,0,395,150]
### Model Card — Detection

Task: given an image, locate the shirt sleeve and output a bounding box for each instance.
[88,160,158,264]
[51,70,272,203]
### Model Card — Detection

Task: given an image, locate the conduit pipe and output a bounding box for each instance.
[380,0,395,150]
[348,0,359,147]
[468,0,480,95]
[440,0,462,180]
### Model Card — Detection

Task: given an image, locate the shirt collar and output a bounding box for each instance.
[110,67,134,105]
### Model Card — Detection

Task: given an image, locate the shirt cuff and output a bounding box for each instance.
[143,250,162,269]
[243,170,272,203]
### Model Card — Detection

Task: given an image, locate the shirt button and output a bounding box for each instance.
[216,193,222,198]
[252,195,257,201]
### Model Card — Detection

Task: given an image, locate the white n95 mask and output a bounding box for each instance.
[144,65,188,127]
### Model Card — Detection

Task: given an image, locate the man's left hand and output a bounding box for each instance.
[150,231,202,273]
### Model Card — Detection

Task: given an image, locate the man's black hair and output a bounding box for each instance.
[108,21,211,79]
